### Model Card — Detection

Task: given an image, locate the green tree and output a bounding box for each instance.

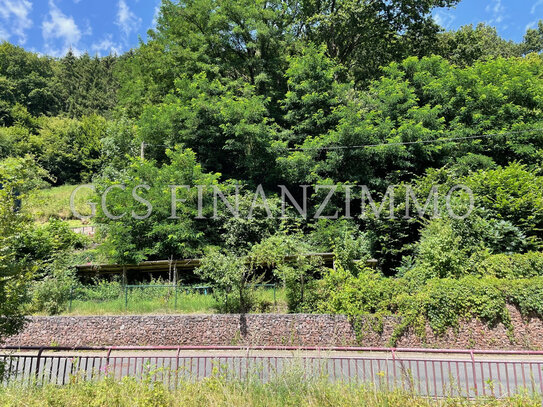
[0,42,60,121]
[300,0,460,84]
[137,73,279,183]
[57,51,118,118]
[195,249,258,313]
[522,20,543,54]
[437,24,522,66]
[281,45,348,145]
[117,0,293,119]
[0,157,46,343]
[95,147,222,265]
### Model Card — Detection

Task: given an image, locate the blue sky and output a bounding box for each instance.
[0,0,541,57]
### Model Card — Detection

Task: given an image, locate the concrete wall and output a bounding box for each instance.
[4,307,543,350]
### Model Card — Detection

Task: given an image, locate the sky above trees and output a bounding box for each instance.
[0,0,540,57]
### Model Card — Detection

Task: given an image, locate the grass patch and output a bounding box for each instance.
[23,184,94,223]
[58,286,287,316]
[65,292,218,315]
[0,375,539,407]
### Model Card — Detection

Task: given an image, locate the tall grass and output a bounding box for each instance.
[61,281,287,315]
[66,291,219,315]
[23,184,93,224]
[0,375,538,407]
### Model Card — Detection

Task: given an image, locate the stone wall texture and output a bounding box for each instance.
[4,306,543,350]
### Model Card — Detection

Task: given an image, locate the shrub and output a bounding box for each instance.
[476,252,543,278]
[311,267,543,345]
[27,271,76,315]
[75,278,123,302]
[195,249,260,313]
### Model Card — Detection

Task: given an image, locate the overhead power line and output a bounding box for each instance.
[286,128,543,152]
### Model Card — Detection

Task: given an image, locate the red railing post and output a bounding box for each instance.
[470,350,478,396]
[391,349,397,387]
[105,348,112,377]
[175,346,181,387]
[34,347,44,383]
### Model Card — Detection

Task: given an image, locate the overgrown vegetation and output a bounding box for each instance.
[29,279,286,316]
[3,0,543,344]
[0,375,539,407]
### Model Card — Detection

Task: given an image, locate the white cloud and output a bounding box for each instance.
[91,34,123,56]
[116,0,142,39]
[485,0,506,25]
[42,0,83,56]
[433,9,456,30]
[0,0,33,44]
[532,0,543,14]
[526,20,538,31]
[151,2,161,28]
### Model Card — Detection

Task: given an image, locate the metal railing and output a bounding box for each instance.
[1,346,543,399]
[70,226,96,236]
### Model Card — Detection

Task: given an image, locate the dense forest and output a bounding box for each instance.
[2,0,543,341]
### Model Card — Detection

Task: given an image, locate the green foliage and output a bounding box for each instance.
[0,157,43,342]
[26,270,76,315]
[137,73,279,182]
[407,218,469,280]
[300,0,460,84]
[308,219,371,273]
[20,220,86,315]
[117,0,291,118]
[280,54,543,190]
[250,233,324,312]
[195,249,259,313]
[95,147,222,264]
[0,114,107,185]
[464,163,543,247]
[2,373,539,406]
[281,45,347,145]
[57,51,118,118]
[310,267,396,317]
[313,265,543,345]
[5,0,543,333]
[0,43,118,122]
[437,23,523,66]
[217,193,282,255]
[477,252,543,279]
[523,20,543,54]
[18,219,86,268]
[0,42,60,121]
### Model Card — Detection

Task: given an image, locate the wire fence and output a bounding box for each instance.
[1,346,542,400]
[67,283,278,312]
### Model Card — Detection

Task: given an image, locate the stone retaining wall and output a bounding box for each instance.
[4,306,543,350]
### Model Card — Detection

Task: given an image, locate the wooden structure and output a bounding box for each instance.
[75,254,378,283]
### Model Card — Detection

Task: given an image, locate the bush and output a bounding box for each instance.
[195,249,260,313]
[477,252,543,278]
[75,278,123,302]
[311,266,543,345]
[27,271,76,315]
[310,267,397,316]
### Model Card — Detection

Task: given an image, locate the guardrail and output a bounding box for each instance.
[70,226,96,236]
[1,346,542,399]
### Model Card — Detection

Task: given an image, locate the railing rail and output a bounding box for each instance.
[1,346,542,399]
[4,345,543,355]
